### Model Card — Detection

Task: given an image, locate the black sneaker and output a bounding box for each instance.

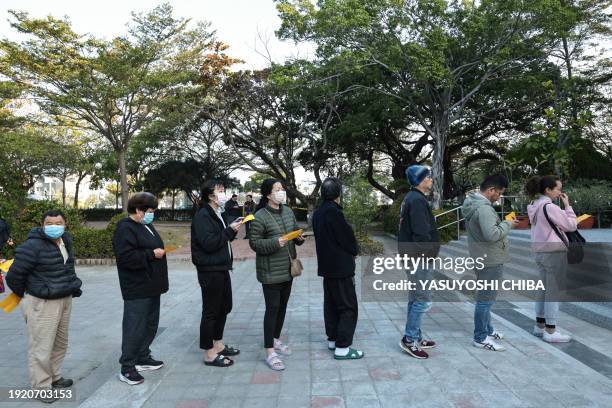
[51,377,73,388]
[119,367,144,385]
[135,356,164,372]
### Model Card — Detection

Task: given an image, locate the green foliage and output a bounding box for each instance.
[107,212,129,233]
[356,232,384,256]
[564,180,612,214]
[72,228,114,259]
[342,176,379,236]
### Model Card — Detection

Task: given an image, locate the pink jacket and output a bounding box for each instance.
[527,196,577,252]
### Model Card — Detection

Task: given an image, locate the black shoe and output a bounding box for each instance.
[135,356,164,372]
[51,377,73,388]
[119,367,144,385]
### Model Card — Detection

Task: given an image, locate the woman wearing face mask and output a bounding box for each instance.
[112,192,168,385]
[526,176,577,343]
[249,179,305,371]
[191,180,244,367]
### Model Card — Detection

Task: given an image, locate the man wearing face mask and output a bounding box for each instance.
[6,210,82,403]
[192,180,243,367]
[113,192,168,385]
[223,193,241,225]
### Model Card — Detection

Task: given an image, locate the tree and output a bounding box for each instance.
[0,3,235,210]
[277,0,561,208]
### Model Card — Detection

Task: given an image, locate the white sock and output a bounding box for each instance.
[335,347,349,356]
[328,341,336,349]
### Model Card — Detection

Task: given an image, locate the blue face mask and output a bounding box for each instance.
[142,212,155,225]
[44,225,65,239]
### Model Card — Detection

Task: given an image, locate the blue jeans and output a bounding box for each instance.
[473,264,503,342]
[404,267,432,342]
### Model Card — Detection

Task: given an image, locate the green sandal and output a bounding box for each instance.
[334,348,364,360]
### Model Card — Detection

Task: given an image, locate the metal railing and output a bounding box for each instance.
[435,206,464,240]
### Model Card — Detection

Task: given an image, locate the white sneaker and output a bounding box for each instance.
[533,325,545,337]
[473,336,506,351]
[543,330,571,343]
[489,331,504,340]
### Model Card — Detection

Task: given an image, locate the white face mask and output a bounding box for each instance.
[273,190,287,205]
[216,192,229,207]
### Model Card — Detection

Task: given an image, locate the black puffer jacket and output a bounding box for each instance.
[398,188,440,257]
[191,204,237,272]
[113,217,169,300]
[6,228,82,299]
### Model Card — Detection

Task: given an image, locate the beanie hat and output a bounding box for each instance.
[405,165,431,187]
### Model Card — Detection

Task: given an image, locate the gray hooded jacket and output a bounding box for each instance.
[461,192,511,265]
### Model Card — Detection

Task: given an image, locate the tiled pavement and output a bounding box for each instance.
[1,239,612,407]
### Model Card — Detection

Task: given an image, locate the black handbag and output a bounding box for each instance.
[543,203,586,264]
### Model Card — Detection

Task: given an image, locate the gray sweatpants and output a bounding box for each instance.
[534,251,566,326]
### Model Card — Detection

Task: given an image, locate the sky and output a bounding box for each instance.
[0,0,315,184]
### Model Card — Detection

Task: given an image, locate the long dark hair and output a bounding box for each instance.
[256,178,281,212]
[525,175,560,199]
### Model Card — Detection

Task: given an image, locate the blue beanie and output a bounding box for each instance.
[405,165,430,186]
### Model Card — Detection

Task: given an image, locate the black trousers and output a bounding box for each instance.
[262,280,293,348]
[324,277,358,348]
[120,296,160,369]
[198,270,233,350]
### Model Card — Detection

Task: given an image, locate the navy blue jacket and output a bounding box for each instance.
[6,228,82,299]
[398,188,440,257]
[312,200,359,278]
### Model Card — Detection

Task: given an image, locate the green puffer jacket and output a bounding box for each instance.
[249,204,304,284]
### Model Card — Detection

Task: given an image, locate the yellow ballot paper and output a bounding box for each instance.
[0,259,14,273]
[241,214,255,224]
[576,214,592,224]
[164,245,178,254]
[505,212,516,222]
[0,293,21,313]
[281,229,303,241]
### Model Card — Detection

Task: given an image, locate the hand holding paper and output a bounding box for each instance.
[241,214,255,224]
[281,229,303,241]
[505,212,516,222]
[576,214,592,224]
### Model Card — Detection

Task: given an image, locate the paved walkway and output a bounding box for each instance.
[1,237,612,407]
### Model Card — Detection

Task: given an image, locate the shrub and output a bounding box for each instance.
[343,176,380,236]
[107,212,129,233]
[356,232,384,255]
[71,228,114,258]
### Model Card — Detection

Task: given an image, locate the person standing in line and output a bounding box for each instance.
[398,165,439,359]
[192,180,244,367]
[6,210,82,403]
[249,179,304,371]
[224,193,240,225]
[243,194,256,239]
[113,193,168,385]
[312,177,364,360]
[462,174,518,352]
[526,175,576,343]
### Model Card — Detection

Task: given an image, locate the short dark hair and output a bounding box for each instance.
[200,179,224,206]
[42,210,66,224]
[127,192,159,214]
[321,177,342,201]
[247,194,252,198]
[480,174,509,192]
[232,194,237,198]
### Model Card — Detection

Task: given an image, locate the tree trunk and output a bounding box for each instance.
[115,180,119,211]
[74,173,85,209]
[171,189,176,221]
[431,131,447,210]
[61,176,66,208]
[117,148,129,211]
